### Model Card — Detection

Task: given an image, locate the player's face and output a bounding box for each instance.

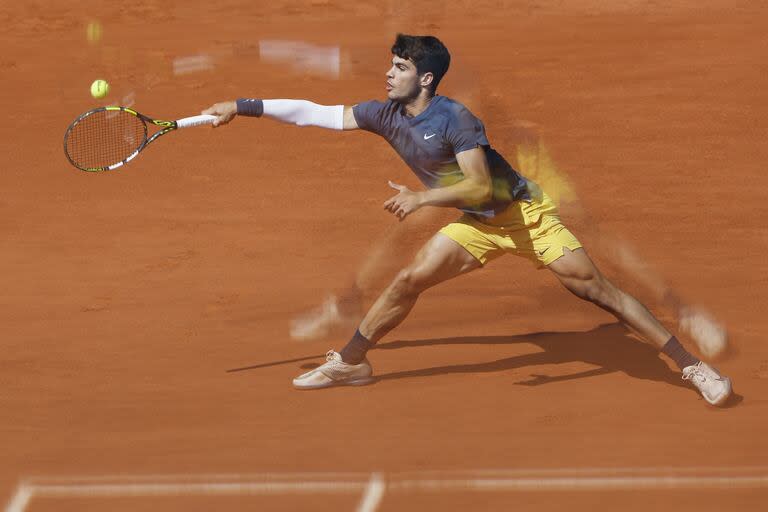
[386,56,421,102]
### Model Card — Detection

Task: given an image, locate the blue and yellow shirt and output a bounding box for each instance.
[353,95,529,218]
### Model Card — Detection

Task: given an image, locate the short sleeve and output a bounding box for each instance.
[446,106,489,154]
[352,100,388,134]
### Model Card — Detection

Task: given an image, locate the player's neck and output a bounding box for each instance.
[402,92,435,118]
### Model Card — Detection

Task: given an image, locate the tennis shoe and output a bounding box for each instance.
[682,361,732,406]
[293,350,374,390]
[289,295,361,341]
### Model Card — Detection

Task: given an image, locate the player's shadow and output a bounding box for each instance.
[373,323,690,388]
[227,322,741,406]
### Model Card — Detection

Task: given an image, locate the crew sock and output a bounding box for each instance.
[339,329,374,364]
[661,335,700,371]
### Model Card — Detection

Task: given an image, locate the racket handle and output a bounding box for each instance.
[176,114,216,128]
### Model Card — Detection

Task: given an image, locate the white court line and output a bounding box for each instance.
[21,471,372,484]
[19,466,768,485]
[390,475,768,492]
[7,468,768,512]
[4,485,31,512]
[32,481,366,497]
[356,473,386,512]
[4,480,366,512]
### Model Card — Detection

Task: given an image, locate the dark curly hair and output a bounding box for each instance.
[391,34,451,94]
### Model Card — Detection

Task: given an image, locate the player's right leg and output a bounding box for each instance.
[293,232,482,389]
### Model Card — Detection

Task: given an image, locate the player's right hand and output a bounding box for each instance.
[201,101,238,127]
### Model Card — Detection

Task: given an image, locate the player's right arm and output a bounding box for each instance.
[201,100,360,131]
[342,106,359,130]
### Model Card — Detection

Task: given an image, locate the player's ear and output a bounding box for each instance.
[420,72,434,88]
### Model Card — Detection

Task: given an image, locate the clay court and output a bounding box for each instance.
[2,1,767,510]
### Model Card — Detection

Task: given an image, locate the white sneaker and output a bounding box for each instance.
[289,295,361,341]
[682,362,732,406]
[293,350,374,390]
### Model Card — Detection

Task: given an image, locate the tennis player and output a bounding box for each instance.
[202,34,732,406]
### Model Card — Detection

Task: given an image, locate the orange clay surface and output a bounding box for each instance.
[1,1,767,511]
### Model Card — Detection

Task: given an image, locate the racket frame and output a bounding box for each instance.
[64,106,181,172]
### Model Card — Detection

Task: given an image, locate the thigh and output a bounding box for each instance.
[440,213,583,269]
[530,215,583,267]
[547,246,602,285]
[405,232,483,289]
[439,217,503,265]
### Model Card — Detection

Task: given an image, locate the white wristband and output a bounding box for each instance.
[262,99,344,130]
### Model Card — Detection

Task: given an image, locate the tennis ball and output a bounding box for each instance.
[90,79,110,99]
[86,20,103,44]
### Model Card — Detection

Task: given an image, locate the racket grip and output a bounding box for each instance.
[176,114,216,128]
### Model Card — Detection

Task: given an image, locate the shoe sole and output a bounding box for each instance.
[293,376,375,390]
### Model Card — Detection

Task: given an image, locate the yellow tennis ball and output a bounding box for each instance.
[90,79,110,99]
[86,21,103,44]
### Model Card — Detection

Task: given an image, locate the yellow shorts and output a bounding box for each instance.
[439,185,582,268]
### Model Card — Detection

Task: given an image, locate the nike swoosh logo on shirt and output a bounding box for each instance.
[424,133,436,140]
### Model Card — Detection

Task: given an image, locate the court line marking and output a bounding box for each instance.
[4,485,31,512]
[32,481,366,496]
[7,467,768,512]
[389,475,768,491]
[356,472,386,512]
[18,465,768,484]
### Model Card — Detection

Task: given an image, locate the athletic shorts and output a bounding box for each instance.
[439,183,582,268]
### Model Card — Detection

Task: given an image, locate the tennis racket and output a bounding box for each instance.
[63,106,216,172]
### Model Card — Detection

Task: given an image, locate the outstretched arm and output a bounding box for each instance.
[201,100,360,130]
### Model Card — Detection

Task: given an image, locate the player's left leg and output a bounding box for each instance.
[547,247,732,406]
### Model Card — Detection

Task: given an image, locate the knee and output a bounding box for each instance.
[568,273,613,306]
[389,267,425,299]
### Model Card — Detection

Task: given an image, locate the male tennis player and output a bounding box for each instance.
[203,34,732,406]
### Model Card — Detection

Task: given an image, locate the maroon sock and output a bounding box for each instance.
[661,336,700,370]
[339,329,374,364]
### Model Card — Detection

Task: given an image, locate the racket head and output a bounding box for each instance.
[63,106,150,172]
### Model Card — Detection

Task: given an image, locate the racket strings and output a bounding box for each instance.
[65,110,147,170]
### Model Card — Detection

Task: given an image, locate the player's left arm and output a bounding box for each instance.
[384,147,492,221]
